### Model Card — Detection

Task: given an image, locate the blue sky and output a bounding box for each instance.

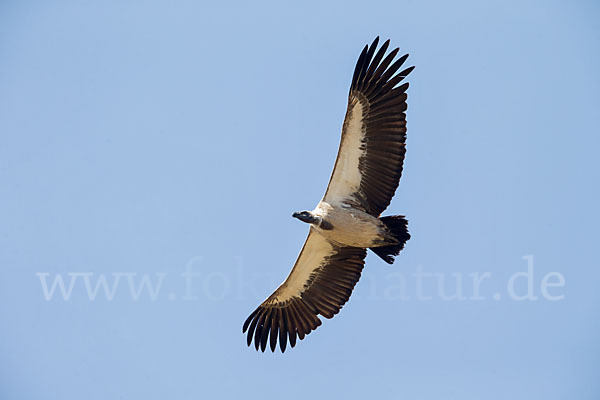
[1,1,599,399]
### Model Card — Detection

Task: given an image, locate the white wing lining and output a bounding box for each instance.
[269,229,335,302]
[323,97,367,203]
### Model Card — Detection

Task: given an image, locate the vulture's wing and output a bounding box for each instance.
[323,37,414,216]
[243,229,366,352]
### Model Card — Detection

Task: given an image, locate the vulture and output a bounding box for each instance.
[243,37,414,352]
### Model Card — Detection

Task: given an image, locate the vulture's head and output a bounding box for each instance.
[292,211,316,224]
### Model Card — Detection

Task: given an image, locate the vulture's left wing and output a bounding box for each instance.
[323,37,414,216]
[243,229,366,352]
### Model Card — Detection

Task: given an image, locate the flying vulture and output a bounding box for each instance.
[243,37,413,352]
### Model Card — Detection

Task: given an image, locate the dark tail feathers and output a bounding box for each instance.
[370,215,410,264]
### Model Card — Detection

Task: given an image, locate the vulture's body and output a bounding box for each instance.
[243,37,414,352]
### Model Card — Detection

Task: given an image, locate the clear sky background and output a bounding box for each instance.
[1,1,599,399]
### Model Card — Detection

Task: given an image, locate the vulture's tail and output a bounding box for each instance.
[369,215,410,264]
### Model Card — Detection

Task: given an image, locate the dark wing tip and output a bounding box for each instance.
[351,38,413,95]
[243,305,290,353]
[351,44,370,89]
[242,308,259,333]
[401,65,415,77]
[370,36,380,50]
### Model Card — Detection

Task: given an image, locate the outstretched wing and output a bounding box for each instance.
[323,37,414,216]
[242,229,366,352]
